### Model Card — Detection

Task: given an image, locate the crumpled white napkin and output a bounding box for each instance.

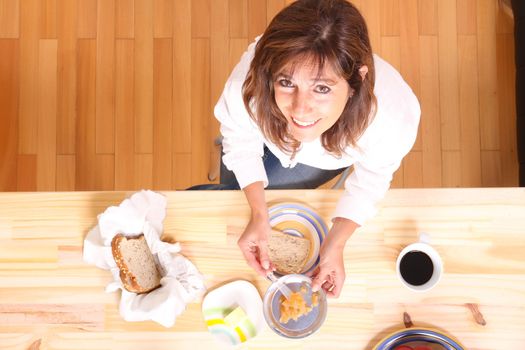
[83,190,206,328]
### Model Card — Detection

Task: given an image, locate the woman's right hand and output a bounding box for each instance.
[237,213,274,276]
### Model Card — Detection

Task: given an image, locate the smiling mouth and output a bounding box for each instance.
[291,117,321,128]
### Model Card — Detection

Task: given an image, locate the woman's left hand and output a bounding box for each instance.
[309,239,346,298]
[308,217,359,298]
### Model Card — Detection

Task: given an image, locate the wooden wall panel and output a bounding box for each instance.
[230,0,248,38]
[1,0,519,191]
[0,40,18,191]
[77,0,97,39]
[154,0,173,38]
[134,0,154,154]
[0,0,20,38]
[418,0,437,35]
[75,40,97,190]
[438,0,461,151]
[477,0,500,151]
[153,38,173,190]
[57,0,77,155]
[399,0,421,151]
[95,0,116,154]
[116,0,134,39]
[380,0,399,37]
[40,0,57,39]
[173,0,192,154]
[458,35,482,187]
[37,39,57,191]
[56,155,75,191]
[192,0,210,38]
[115,39,135,190]
[190,38,211,185]
[248,0,266,41]
[18,0,40,154]
[420,36,442,187]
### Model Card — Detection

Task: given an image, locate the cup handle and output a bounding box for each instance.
[419,232,431,245]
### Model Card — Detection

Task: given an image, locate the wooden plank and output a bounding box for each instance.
[380,36,401,71]
[56,155,75,191]
[266,0,284,24]
[247,0,266,41]
[134,154,153,189]
[0,0,19,38]
[496,1,513,34]
[442,150,462,187]
[190,38,211,185]
[477,0,499,151]
[229,38,248,71]
[230,0,247,38]
[153,38,173,190]
[40,0,56,39]
[380,0,399,36]
[496,33,518,186]
[56,0,77,155]
[115,39,135,190]
[153,0,173,38]
[399,0,421,151]
[211,0,229,140]
[360,0,381,54]
[0,39,18,191]
[75,40,97,190]
[77,0,97,39]
[457,0,477,35]
[37,39,57,191]
[173,0,192,154]
[418,0,437,35]
[116,0,134,39]
[191,0,210,38]
[134,0,154,154]
[438,0,460,151]
[95,154,115,190]
[95,0,115,154]
[390,162,404,188]
[481,150,502,187]
[419,36,442,187]
[458,35,481,187]
[403,151,423,188]
[18,0,40,154]
[173,153,192,189]
[16,155,36,191]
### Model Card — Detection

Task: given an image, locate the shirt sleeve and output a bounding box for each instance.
[214,42,268,189]
[332,96,421,226]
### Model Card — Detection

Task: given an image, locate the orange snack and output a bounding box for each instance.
[279,288,319,323]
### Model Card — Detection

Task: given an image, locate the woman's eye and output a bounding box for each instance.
[278,79,294,88]
[315,85,331,94]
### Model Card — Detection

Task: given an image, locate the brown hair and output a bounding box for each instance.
[242,0,376,157]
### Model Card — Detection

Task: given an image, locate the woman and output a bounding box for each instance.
[214,0,420,297]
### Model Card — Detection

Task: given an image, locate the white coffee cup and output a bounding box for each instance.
[396,233,443,292]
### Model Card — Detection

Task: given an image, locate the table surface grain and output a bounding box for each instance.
[1,188,524,350]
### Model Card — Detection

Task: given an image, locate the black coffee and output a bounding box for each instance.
[399,250,434,286]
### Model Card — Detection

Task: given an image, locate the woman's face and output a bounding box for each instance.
[273,59,352,142]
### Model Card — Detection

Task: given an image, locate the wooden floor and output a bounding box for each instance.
[0,0,518,191]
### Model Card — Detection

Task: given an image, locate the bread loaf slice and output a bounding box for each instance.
[111,234,161,294]
[268,229,310,274]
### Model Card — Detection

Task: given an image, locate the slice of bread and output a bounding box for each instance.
[268,229,310,274]
[111,234,161,294]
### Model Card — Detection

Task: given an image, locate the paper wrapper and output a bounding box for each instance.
[83,190,206,328]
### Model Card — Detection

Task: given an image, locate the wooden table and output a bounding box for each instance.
[1,188,524,349]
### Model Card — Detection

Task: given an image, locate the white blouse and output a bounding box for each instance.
[215,39,421,225]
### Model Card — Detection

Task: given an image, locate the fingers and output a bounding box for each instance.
[239,244,267,276]
[257,238,270,270]
[311,268,344,298]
